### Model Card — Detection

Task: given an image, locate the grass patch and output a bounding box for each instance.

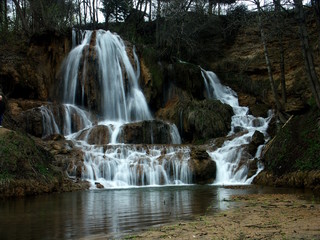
[0,130,56,180]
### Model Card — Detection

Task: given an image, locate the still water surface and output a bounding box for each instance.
[0,185,311,240]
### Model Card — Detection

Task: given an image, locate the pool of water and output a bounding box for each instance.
[0,185,313,240]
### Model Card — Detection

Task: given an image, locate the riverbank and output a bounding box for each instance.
[127,193,320,240]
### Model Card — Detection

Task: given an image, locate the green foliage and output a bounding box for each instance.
[294,120,320,171]
[101,0,132,23]
[141,47,163,90]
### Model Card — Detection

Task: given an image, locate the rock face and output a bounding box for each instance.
[7,100,96,138]
[0,31,71,101]
[119,120,174,144]
[189,147,216,184]
[157,97,233,143]
[72,31,102,113]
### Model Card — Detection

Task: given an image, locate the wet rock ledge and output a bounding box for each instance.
[0,128,89,198]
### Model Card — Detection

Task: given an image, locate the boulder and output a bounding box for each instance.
[189,146,216,184]
[119,120,173,144]
[247,158,259,179]
[247,130,265,156]
[76,125,111,145]
[157,98,233,143]
[95,182,104,189]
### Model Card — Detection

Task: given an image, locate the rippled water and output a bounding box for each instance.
[0,186,311,240]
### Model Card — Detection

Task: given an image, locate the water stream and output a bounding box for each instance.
[39,29,271,188]
[201,70,272,185]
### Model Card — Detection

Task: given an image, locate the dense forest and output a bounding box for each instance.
[0,0,320,198]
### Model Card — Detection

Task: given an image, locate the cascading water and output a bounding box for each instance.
[41,29,188,188]
[201,70,272,185]
[40,29,270,188]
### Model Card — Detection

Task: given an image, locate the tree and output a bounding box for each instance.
[253,0,286,122]
[294,0,320,110]
[311,0,320,56]
[101,0,133,27]
[273,0,287,103]
[0,0,8,33]
[12,0,76,34]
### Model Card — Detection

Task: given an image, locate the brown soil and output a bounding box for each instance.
[127,193,320,240]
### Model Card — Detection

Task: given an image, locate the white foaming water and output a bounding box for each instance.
[41,30,184,188]
[201,70,272,185]
[75,144,192,188]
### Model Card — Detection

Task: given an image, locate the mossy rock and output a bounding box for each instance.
[0,128,63,197]
[262,107,320,176]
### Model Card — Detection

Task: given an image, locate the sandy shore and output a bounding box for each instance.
[125,193,320,240]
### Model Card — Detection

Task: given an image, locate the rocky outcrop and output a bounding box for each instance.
[255,108,320,189]
[119,120,174,144]
[7,100,95,138]
[76,31,102,113]
[157,97,233,143]
[189,147,216,184]
[33,133,89,188]
[0,31,71,101]
[0,128,62,197]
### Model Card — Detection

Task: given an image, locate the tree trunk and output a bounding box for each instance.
[0,0,3,31]
[256,0,283,114]
[273,0,287,103]
[208,0,213,15]
[156,0,161,47]
[12,0,30,35]
[294,0,320,110]
[149,0,152,22]
[311,0,320,56]
[280,42,287,103]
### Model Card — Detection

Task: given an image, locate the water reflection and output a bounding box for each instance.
[0,185,311,240]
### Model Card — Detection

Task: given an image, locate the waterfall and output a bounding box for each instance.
[40,29,185,188]
[41,29,268,188]
[201,69,272,185]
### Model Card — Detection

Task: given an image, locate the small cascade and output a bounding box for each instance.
[75,144,192,188]
[40,106,61,137]
[201,70,272,185]
[170,124,182,144]
[40,104,93,138]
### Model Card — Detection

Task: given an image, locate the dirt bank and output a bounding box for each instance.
[127,193,320,240]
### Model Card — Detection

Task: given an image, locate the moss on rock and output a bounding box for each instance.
[0,128,63,197]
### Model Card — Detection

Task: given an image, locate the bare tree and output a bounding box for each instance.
[294,0,320,110]
[273,0,287,103]
[253,0,285,121]
[12,0,30,35]
[311,0,320,56]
